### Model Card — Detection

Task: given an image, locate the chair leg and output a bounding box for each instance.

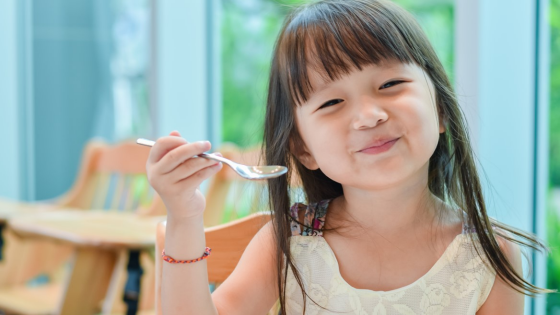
[57,247,117,315]
[102,250,155,315]
[101,250,128,314]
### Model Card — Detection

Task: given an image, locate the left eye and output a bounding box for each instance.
[380,80,405,89]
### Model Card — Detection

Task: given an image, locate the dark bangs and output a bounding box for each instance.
[278,0,422,105]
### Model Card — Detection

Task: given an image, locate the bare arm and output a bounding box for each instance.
[149,131,278,314]
[162,215,218,314]
[148,131,221,314]
[476,236,524,315]
[212,221,279,314]
[163,219,278,315]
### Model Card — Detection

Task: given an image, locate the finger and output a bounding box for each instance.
[147,136,188,164]
[158,141,212,174]
[168,156,220,183]
[177,162,223,190]
[169,130,181,137]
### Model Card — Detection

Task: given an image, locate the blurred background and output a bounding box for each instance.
[0,0,558,314]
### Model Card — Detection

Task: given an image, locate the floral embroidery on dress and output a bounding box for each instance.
[449,269,480,299]
[392,304,416,315]
[419,282,451,315]
[372,302,387,315]
[289,200,330,237]
[285,201,497,314]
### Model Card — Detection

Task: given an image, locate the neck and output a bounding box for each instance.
[330,164,443,238]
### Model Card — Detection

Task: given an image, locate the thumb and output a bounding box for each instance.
[169,130,181,137]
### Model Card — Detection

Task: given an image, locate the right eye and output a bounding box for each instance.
[319,99,343,109]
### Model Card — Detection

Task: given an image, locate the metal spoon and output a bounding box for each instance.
[136,138,288,180]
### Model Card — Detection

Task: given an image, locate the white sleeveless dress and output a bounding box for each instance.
[285,200,496,315]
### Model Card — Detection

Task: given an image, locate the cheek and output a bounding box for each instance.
[300,116,345,151]
[406,102,441,157]
[295,117,347,172]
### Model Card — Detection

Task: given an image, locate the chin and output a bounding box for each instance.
[336,175,406,191]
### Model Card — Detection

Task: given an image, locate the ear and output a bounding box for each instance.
[290,138,319,171]
[438,114,447,134]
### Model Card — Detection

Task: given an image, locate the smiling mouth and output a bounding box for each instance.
[358,138,400,154]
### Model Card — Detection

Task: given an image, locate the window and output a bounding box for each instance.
[547,0,560,312]
[220,0,455,148]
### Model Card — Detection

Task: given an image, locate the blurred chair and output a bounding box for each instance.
[154,212,276,315]
[204,142,303,227]
[54,140,165,214]
[0,140,164,315]
[203,143,266,227]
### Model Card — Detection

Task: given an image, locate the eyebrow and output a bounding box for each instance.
[306,62,409,103]
[312,80,333,95]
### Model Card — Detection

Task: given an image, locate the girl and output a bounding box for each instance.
[147,0,551,314]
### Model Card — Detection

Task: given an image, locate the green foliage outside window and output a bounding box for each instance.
[221,0,454,148]
[547,188,560,313]
[548,0,560,313]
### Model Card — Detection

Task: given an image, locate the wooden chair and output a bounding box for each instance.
[203,142,301,227]
[54,140,165,214]
[0,139,164,315]
[203,143,266,227]
[154,212,275,315]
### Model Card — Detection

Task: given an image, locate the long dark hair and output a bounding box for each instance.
[262,0,551,313]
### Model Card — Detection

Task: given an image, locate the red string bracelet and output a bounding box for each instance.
[162,247,212,264]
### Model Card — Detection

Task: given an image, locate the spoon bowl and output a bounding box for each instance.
[136,138,288,180]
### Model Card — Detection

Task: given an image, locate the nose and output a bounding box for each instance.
[352,97,388,130]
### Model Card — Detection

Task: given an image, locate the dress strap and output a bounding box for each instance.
[461,211,476,234]
[462,221,477,234]
[289,199,330,237]
[461,212,497,234]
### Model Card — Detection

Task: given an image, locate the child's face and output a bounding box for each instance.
[293,60,445,190]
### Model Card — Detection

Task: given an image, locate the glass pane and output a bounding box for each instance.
[31,0,153,200]
[393,0,455,81]
[221,0,291,147]
[221,0,455,148]
[547,0,560,313]
[111,0,153,140]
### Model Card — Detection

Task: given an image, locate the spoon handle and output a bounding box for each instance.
[197,152,232,165]
[136,138,233,166]
[136,138,156,146]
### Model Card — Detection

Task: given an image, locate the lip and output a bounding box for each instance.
[358,137,400,154]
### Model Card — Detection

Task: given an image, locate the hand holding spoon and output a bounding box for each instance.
[137,138,287,180]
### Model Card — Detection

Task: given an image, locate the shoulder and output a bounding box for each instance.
[476,230,524,315]
[492,229,523,283]
[495,230,523,264]
[470,222,522,267]
[212,219,279,314]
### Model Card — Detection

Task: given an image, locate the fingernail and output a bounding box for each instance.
[197,141,210,149]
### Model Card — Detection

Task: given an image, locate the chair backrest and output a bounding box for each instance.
[203,143,301,227]
[55,140,166,215]
[0,139,165,315]
[155,212,272,315]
